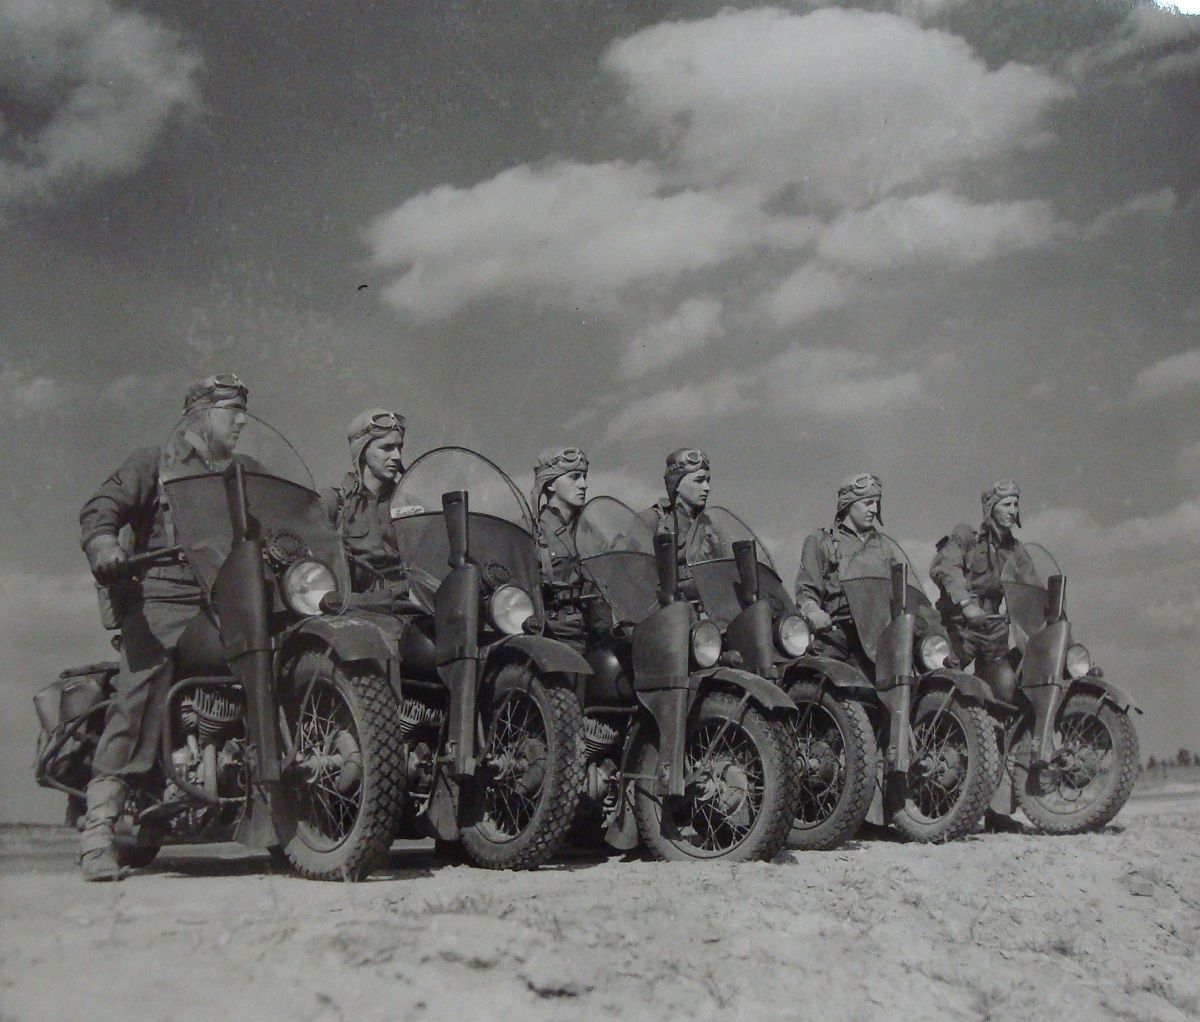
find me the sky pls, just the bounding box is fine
[1,0,1198,821]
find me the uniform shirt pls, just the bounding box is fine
[537,505,583,591]
[794,525,904,625]
[639,498,725,597]
[322,472,403,592]
[929,520,1037,615]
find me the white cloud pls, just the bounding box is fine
[365,161,810,323]
[817,192,1063,270]
[604,342,921,441]
[1083,187,1177,239]
[759,262,855,328]
[605,7,1072,206]
[1065,4,1200,80]
[1128,348,1200,402]
[0,0,201,207]
[619,298,724,380]
[0,363,68,416]
[760,344,923,416]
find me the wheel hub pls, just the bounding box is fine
[687,759,751,827]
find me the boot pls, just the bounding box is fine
[79,776,125,882]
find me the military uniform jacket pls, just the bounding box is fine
[322,473,404,592]
[638,498,725,580]
[929,520,1037,615]
[794,525,903,624]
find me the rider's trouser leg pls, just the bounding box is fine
[81,594,198,877]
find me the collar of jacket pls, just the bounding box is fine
[979,518,1015,547]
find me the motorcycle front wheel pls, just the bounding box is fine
[890,692,997,843]
[278,651,406,881]
[459,664,584,870]
[633,692,798,862]
[1015,694,1139,834]
[784,680,876,851]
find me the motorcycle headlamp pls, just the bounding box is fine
[690,620,722,668]
[1065,643,1092,680]
[488,584,535,636]
[281,560,338,617]
[775,614,810,657]
[918,633,952,671]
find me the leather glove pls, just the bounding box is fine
[85,535,129,586]
[800,601,833,633]
[961,602,986,624]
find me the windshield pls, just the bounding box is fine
[576,496,660,625]
[839,532,933,662]
[390,447,540,597]
[688,506,793,629]
[160,413,350,599]
[1003,543,1064,636]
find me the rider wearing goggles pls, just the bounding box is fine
[929,478,1038,702]
[532,446,593,650]
[795,471,893,652]
[323,408,409,593]
[77,373,251,881]
[641,447,723,602]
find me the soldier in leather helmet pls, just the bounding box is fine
[639,448,725,602]
[794,472,903,664]
[321,408,408,593]
[529,446,594,650]
[929,479,1038,703]
[76,373,249,881]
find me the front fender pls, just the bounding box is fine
[287,614,399,664]
[487,634,593,678]
[922,667,993,706]
[695,666,795,715]
[783,654,874,695]
[1072,676,1141,715]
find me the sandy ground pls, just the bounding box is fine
[2,792,1199,1022]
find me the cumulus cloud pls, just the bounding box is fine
[1128,348,1200,402]
[366,161,811,323]
[0,0,201,208]
[604,342,920,441]
[0,362,68,416]
[1084,187,1177,239]
[817,192,1063,270]
[1065,4,1200,81]
[605,7,1072,206]
[759,262,855,328]
[619,298,724,380]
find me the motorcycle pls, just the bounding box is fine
[34,414,407,879]
[833,535,998,841]
[687,508,878,851]
[987,544,1141,832]
[569,495,799,862]
[385,447,591,869]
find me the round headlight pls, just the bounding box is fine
[1065,643,1092,680]
[919,634,952,671]
[489,584,535,636]
[691,620,721,668]
[776,614,810,657]
[281,560,338,617]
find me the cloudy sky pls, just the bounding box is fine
[2,0,1198,820]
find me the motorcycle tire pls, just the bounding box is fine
[633,691,798,862]
[784,680,877,851]
[459,665,584,870]
[278,651,406,881]
[1015,694,1139,834]
[890,692,998,843]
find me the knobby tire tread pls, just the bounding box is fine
[461,674,584,870]
[1018,697,1139,835]
[891,697,998,844]
[785,680,876,851]
[284,654,407,881]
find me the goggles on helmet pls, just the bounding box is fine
[542,447,587,471]
[184,372,249,411]
[349,411,407,443]
[841,473,882,500]
[668,448,709,470]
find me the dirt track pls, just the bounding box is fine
[2,793,1199,1022]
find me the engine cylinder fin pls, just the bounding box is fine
[397,696,443,737]
[582,715,620,759]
